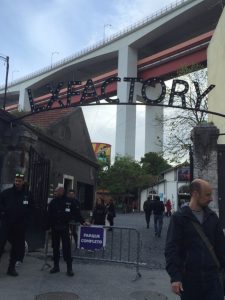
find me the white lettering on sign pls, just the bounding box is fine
[80,239,102,244]
[83,233,100,238]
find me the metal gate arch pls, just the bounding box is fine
[28,146,50,211]
[27,146,50,250]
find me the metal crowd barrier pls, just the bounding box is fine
[42,225,142,280]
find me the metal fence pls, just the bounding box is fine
[42,225,142,280]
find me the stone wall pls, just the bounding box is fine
[191,123,219,211]
[0,124,37,189]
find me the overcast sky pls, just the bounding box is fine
[0,0,176,161]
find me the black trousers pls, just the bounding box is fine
[0,223,25,266]
[51,227,72,264]
[145,212,151,226]
[107,215,114,227]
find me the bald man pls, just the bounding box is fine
[165,179,225,300]
[47,187,76,276]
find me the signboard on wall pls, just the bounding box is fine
[177,167,190,182]
[92,142,111,165]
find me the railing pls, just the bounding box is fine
[1,0,189,89]
[42,225,142,281]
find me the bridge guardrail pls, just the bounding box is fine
[2,0,188,89]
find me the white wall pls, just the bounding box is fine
[140,168,185,212]
[208,8,225,142]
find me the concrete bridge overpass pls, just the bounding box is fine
[0,0,224,158]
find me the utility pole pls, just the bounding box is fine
[51,51,59,69]
[0,54,9,110]
[103,24,112,40]
[11,70,19,82]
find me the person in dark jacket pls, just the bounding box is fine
[91,197,106,225]
[143,196,154,228]
[0,173,33,276]
[47,186,84,276]
[106,198,116,230]
[165,179,225,300]
[153,195,164,237]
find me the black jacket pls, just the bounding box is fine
[165,206,225,283]
[0,185,32,226]
[73,197,84,224]
[47,196,84,230]
[91,204,107,225]
[106,203,116,219]
[153,200,164,215]
[143,200,154,214]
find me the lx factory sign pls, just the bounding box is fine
[27,76,215,114]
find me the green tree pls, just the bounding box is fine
[140,152,171,176]
[99,156,153,195]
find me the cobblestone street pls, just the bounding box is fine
[114,212,170,269]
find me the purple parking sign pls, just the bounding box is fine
[78,226,106,251]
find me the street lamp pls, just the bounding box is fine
[51,51,59,68]
[0,54,9,110]
[11,70,19,82]
[103,24,112,40]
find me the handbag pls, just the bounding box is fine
[191,220,225,294]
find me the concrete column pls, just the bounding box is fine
[191,124,219,211]
[115,46,137,158]
[18,86,30,111]
[145,106,163,153]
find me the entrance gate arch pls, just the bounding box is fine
[9,73,225,226]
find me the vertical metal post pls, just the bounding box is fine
[0,55,9,110]
[3,56,9,110]
[189,144,193,182]
[134,229,141,280]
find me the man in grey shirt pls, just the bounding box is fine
[165,179,225,300]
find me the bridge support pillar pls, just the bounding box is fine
[145,106,163,154]
[18,87,30,111]
[115,46,137,158]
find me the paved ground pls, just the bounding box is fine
[0,212,177,300]
[115,212,170,269]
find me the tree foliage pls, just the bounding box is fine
[161,65,208,163]
[98,155,155,195]
[98,153,171,196]
[140,152,171,175]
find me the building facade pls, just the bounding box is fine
[140,165,190,212]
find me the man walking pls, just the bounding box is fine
[153,195,164,237]
[143,196,153,228]
[0,173,32,276]
[165,179,225,300]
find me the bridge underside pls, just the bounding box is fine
[1,0,224,159]
[5,31,211,110]
[2,0,224,106]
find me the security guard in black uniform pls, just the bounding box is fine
[47,186,84,276]
[0,173,32,276]
[67,189,84,248]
